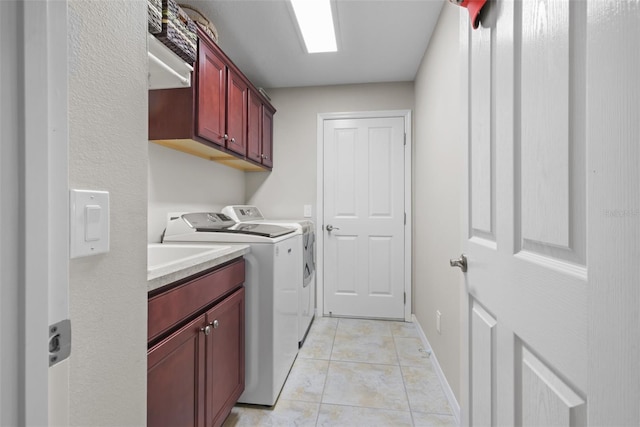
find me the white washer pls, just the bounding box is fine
[162,212,300,406]
[222,205,316,345]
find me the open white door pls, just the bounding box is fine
[322,114,408,320]
[462,0,589,422]
[459,1,640,425]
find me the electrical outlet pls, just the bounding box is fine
[436,310,442,334]
[303,204,312,218]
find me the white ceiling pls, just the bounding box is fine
[182,0,445,89]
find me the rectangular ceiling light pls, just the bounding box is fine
[290,0,337,53]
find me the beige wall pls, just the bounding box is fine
[67,0,148,425]
[246,82,414,221]
[148,143,246,242]
[413,3,463,401]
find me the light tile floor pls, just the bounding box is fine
[223,317,456,427]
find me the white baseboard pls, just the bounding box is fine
[412,314,461,426]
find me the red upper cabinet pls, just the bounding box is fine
[261,105,274,169]
[226,69,248,156]
[149,29,276,171]
[247,90,263,164]
[196,37,226,146]
[247,89,274,168]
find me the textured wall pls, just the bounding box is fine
[67,0,148,425]
[413,3,463,401]
[246,82,414,220]
[148,143,246,242]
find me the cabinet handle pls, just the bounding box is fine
[230,137,235,143]
[200,325,211,336]
[261,154,269,160]
[213,320,219,329]
[223,134,229,141]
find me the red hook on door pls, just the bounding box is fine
[449,0,488,30]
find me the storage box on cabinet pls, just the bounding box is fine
[149,27,275,171]
[155,0,197,63]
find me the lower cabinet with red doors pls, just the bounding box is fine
[147,258,245,427]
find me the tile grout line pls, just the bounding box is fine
[392,323,418,427]
[314,318,339,426]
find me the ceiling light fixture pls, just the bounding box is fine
[290,0,337,53]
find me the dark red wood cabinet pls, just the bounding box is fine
[149,28,275,171]
[206,288,245,427]
[196,38,227,146]
[148,315,206,427]
[247,89,262,164]
[261,104,274,169]
[225,69,248,156]
[247,90,275,168]
[148,259,245,427]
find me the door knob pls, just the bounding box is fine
[449,254,468,272]
[326,224,340,232]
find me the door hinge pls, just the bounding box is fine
[404,212,406,225]
[404,292,406,305]
[404,133,407,146]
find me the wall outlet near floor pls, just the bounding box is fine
[436,310,442,334]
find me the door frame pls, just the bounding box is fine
[316,110,412,322]
[0,0,69,424]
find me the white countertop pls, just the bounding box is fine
[147,243,249,292]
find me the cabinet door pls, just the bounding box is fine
[246,90,263,163]
[226,69,248,156]
[148,315,206,427]
[261,106,274,168]
[205,287,245,427]
[197,39,226,146]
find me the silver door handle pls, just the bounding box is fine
[326,224,340,232]
[449,254,468,272]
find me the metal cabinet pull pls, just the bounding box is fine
[213,320,219,329]
[200,325,211,336]
[449,254,468,272]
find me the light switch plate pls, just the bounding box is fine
[70,189,109,258]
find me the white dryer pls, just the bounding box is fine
[162,212,300,406]
[222,205,316,345]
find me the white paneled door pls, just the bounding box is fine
[461,0,640,426]
[323,117,406,319]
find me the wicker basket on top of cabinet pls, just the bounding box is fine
[155,0,197,63]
